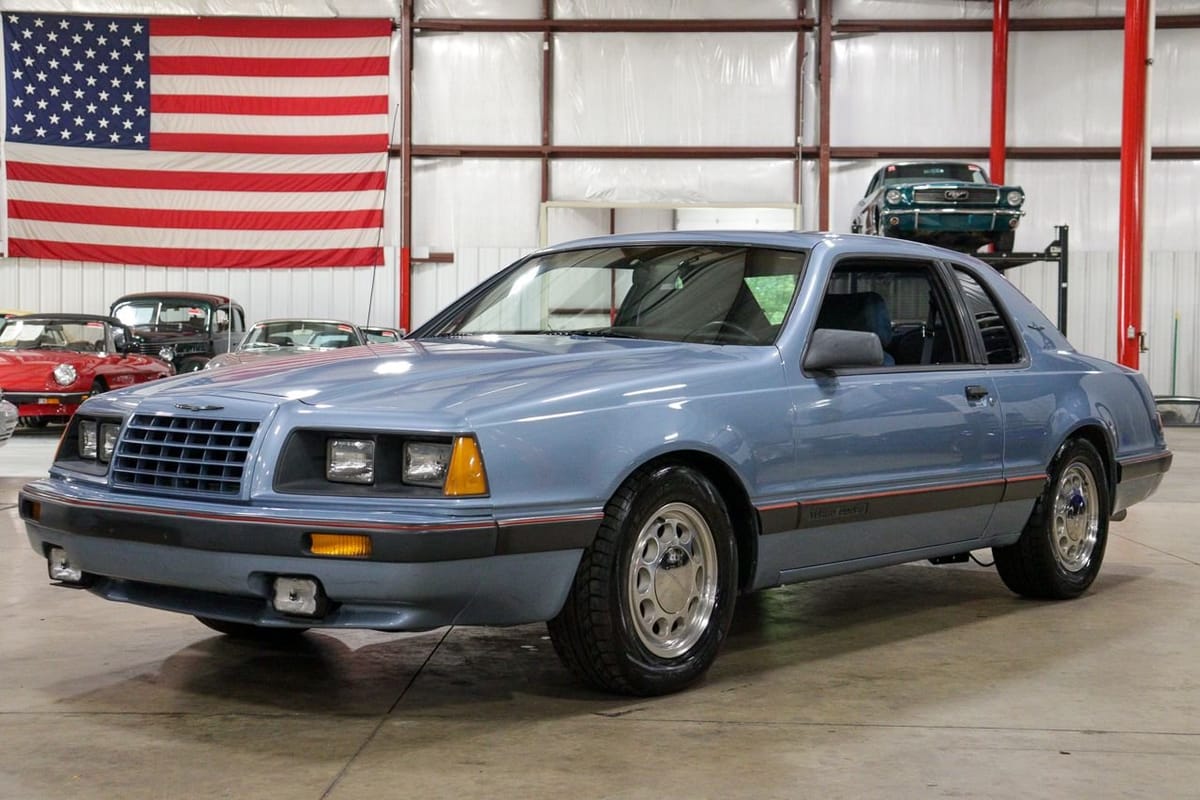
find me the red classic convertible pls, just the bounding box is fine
[0,314,173,426]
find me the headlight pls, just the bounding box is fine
[327,438,375,484]
[403,442,452,487]
[1006,190,1024,207]
[99,422,120,462]
[885,188,902,205]
[79,420,98,459]
[159,345,175,362]
[53,363,77,386]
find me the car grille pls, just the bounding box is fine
[913,187,999,204]
[112,414,259,497]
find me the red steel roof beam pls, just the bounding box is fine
[989,0,1009,185]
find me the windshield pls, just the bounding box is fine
[113,299,211,331]
[422,245,807,346]
[0,319,111,352]
[884,163,988,185]
[240,320,362,350]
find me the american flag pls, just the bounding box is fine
[3,13,390,268]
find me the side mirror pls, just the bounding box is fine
[803,328,885,372]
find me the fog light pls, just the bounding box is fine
[308,533,372,558]
[47,547,85,584]
[888,216,900,226]
[272,576,324,617]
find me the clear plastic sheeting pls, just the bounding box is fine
[1010,31,1122,147]
[1152,30,1200,147]
[554,33,797,147]
[831,33,989,148]
[834,0,1199,20]
[416,0,540,18]
[0,0,397,15]
[550,159,796,205]
[411,158,542,251]
[555,0,799,19]
[412,33,542,145]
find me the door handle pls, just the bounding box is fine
[965,384,989,402]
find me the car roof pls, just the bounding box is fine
[111,292,240,307]
[3,313,123,325]
[249,318,361,327]
[536,229,981,263]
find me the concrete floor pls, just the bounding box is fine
[1,425,1197,800]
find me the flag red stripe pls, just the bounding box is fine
[151,55,390,78]
[150,133,389,154]
[150,18,393,39]
[10,201,383,231]
[6,161,385,192]
[9,239,384,269]
[151,94,388,116]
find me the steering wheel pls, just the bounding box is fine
[683,320,757,344]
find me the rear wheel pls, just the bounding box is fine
[547,463,738,696]
[195,616,309,641]
[994,439,1109,599]
[994,230,1016,253]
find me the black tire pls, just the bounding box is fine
[90,378,108,395]
[994,230,1016,253]
[547,463,738,696]
[195,616,309,641]
[994,439,1109,599]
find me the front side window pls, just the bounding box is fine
[425,245,807,346]
[814,260,967,367]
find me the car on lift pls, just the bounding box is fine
[0,314,173,427]
[110,292,246,373]
[851,161,1025,253]
[21,232,1170,696]
[206,319,368,369]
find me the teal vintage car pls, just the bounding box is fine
[851,161,1025,253]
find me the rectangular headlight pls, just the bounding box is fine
[78,420,98,460]
[327,438,375,484]
[403,441,452,487]
[99,422,120,462]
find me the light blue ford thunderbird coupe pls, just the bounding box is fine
[21,231,1171,695]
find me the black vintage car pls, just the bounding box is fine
[110,292,246,373]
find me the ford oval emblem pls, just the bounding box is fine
[175,402,224,411]
[945,189,969,200]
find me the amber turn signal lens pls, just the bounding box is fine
[443,436,489,497]
[307,533,372,558]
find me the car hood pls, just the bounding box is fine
[111,337,781,426]
[0,349,92,388]
[209,348,333,368]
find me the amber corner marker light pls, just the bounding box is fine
[443,436,489,496]
[308,533,372,558]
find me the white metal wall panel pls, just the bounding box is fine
[553,33,797,147]
[0,257,399,329]
[831,33,990,148]
[1010,31,1122,147]
[411,158,542,252]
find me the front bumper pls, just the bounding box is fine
[5,391,89,418]
[20,480,596,630]
[881,207,1022,235]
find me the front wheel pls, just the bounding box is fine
[177,357,209,373]
[547,463,738,696]
[993,438,1109,599]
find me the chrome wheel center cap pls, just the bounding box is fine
[654,546,692,613]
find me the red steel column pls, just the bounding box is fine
[989,0,1009,184]
[1117,0,1151,369]
[399,0,413,332]
[817,0,832,230]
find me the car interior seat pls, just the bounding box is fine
[814,291,895,365]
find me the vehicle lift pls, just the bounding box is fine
[973,225,1070,335]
